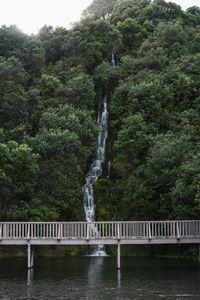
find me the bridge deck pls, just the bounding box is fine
[0,220,200,244]
[1,221,200,268]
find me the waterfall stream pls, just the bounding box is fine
[82,95,108,224]
[82,96,108,256]
[82,50,117,256]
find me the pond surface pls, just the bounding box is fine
[0,256,200,299]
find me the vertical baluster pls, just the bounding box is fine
[19,223,21,239]
[69,223,71,238]
[98,223,101,238]
[181,222,183,237]
[63,223,65,238]
[117,223,120,240]
[66,223,68,238]
[31,223,32,238]
[15,223,17,238]
[23,223,25,239]
[9,224,11,238]
[188,222,190,236]
[160,222,162,237]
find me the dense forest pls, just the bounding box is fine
[0,0,200,226]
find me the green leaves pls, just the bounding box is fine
[0,141,39,220]
[84,0,118,19]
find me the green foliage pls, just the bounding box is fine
[0,142,39,220]
[0,0,200,232]
[83,0,118,19]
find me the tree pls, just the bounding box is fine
[83,0,118,19]
[0,57,28,130]
[0,141,39,220]
[26,104,98,220]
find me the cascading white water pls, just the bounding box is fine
[82,50,117,256]
[83,95,108,224]
[82,96,108,255]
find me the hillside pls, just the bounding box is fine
[0,0,200,224]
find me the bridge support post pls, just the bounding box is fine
[199,244,200,262]
[27,244,34,269]
[117,243,121,269]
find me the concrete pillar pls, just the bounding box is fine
[31,246,34,268]
[199,244,200,262]
[117,269,121,288]
[27,244,34,269]
[27,268,34,286]
[117,243,121,269]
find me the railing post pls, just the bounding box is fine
[4,224,7,239]
[176,223,180,240]
[58,223,61,240]
[87,222,90,241]
[27,223,30,240]
[0,224,2,240]
[148,223,152,240]
[117,223,120,240]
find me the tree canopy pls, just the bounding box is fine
[0,0,200,228]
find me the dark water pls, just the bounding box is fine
[0,256,200,300]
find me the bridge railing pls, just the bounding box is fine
[0,221,200,240]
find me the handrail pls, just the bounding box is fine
[0,221,199,240]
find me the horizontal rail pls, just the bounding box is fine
[0,221,200,241]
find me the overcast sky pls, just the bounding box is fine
[0,0,199,35]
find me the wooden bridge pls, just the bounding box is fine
[0,220,200,269]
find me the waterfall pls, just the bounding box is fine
[82,50,117,256]
[83,95,108,224]
[82,95,108,256]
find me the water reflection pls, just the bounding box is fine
[0,257,200,299]
[87,257,104,287]
[117,269,121,288]
[27,268,34,286]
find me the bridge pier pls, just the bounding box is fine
[27,244,34,269]
[199,244,200,262]
[117,243,121,269]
